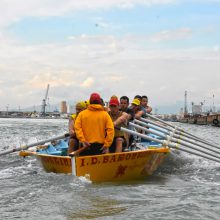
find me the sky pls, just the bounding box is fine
[0,0,220,114]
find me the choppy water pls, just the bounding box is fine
[0,118,219,220]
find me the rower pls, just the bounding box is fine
[141,95,152,114]
[74,93,114,156]
[108,96,129,153]
[68,101,87,155]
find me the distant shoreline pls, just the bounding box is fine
[0,116,68,119]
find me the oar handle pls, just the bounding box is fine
[69,144,90,156]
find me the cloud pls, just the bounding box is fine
[150,28,192,42]
[213,45,220,52]
[109,75,124,82]
[80,77,94,88]
[0,32,220,108]
[0,0,177,28]
[25,70,77,89]
[0,0,220,112]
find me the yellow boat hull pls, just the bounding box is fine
[33,147,169,182]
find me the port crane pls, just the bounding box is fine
[41,84,50,116]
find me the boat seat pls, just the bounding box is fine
[37,144,62,155]
[55,139,68,150]
[54,139,68,155]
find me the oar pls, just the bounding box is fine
[143,113,218,146]
[19,151,36,157]
[120,127,220,163]
[141,115,220,150]
[141,116,220,151]
[69,145,90,157]
[129,122,220,161]
[134,119,220,155]
[0,133,70,156]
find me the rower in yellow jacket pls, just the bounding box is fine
[74,93,114,156]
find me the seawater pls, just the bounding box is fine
[0,118,219,220]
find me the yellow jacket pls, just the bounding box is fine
[75,104,114,148]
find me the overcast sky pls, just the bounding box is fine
[0,0,220,113]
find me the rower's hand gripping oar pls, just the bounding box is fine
[0,133,70,156]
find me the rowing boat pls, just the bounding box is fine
[19,137,170,182]
[2,114,219,182]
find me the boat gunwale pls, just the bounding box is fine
[26,146,170,159]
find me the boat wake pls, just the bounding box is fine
[157,150,219,176]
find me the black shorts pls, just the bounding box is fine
[79,143,103,156]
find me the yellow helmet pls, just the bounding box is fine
[76,101,87,110]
